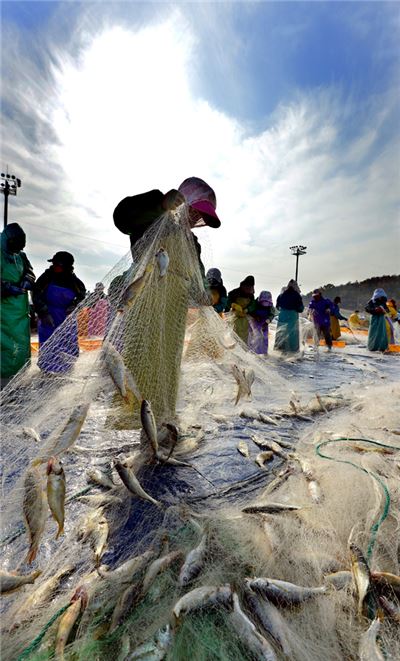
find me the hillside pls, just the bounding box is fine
[303,275,400,310]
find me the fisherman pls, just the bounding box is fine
[87,282,110,338]
[248,290,275,355]
[112,177,222,423]
[274,280,304,353]
[206,268,227,316]
[113,177,221,278]
[365,288,389,352]
[225,276,256,344]
[308,289,334,350]
[32,251,86,373]
[0,223,35,387]
[330,296,348,340]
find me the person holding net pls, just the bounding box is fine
[112,177,221,425]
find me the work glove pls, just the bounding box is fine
[20,272,36,291]
[231,303,246,317]
[375,307,385,315]
[1,281,26,297]
[39,312,55,327]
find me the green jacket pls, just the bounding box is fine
[1,230,33,378]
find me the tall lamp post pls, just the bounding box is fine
[1,171,22,229]
[289,245,307,282]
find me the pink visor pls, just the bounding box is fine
[190,200,221,228]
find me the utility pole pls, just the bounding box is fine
[289,245,307,282]
[1,170,22,228]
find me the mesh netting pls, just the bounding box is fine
[1,205,399,661]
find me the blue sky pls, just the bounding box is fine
[1,1,399,298]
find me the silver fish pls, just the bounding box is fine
[141,399,158,456]
[243,584,292,655]
[103,342,128,399]
[229,592,277,661]
[10,565,74,626]
[101,550,155,585]
[359,618,384,661]
[55,585,88,660]
[77,493,122,508]
[308,479,323,504]
[141,550,183,594]
[242,502,301,514]
[349,543,371,616]
[178,533,207,587]
[247,577,327,606]
[117,264,153,311]
[0,569,41,595]
[46,403,90,458]
[232,364,251,405]
[258,413,280,427]
[155,247,169,277]
[237,440,250,458]
[86,467,115,490]
[173,584,232,621]
[47,456,66,539]
[263,466,295,496]
[110,580,142,632]
[250,434,286,458]
[128,624,173,660]
[255,451,274,468]
[114,458,161,507]
[23,463,47,564]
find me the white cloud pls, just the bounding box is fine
[2,10,399,302]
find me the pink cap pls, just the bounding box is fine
[178,177,221,228]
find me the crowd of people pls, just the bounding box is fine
[1,176,399,388]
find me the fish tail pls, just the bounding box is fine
[26,545,37,564]
[56,523,64,539]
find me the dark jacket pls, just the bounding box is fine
[365,298,388,315]
[250,302,275,324]
[113,188,205,277]
[33,267,86,316]
[276,288,304,313]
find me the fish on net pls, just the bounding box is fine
[0,206,399,660]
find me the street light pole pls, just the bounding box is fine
[289,245,307,282]
[1,171,22,228]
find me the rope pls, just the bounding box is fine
[16,603,70,660]
[0,486,93,548]
[315,437,399,561]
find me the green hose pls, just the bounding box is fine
[315,437,399,561]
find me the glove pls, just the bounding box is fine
[1,281,26,297]
[231,303,246,317]
[20,272,36,291]
[375,307,385,315]
[162,189,185,211]
[39,312,55,327]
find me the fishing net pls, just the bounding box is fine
[1,204,400,661]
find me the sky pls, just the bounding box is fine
[1,1,399,300]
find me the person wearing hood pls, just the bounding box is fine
[32,251,86,373]
[308,289,334,350]
[330,296,348,340]
[206,268,227,315]
[273,280,304,353]
[248,290,276,354]
[225,276,256,344]
[112,177,222,423]
[113,176,221,279]
[1,223,35,387]
[365,288,390,351]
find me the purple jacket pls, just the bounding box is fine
[309,297,333,327]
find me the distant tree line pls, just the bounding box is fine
[303,275,400,310]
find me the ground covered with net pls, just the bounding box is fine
[1,208,399,660]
